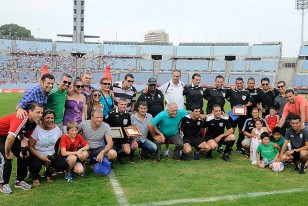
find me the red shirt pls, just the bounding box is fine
[0,113,36,139]
[265,114,279,130]
[59,134,88,155]
[282,95,308,122]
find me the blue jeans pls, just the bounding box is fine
[138,139,157,157]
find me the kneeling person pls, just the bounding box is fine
[181,105,210,160]
[60,121,89,182]
[204,104,236,162]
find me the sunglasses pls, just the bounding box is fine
[277,85,284,88]
[149,84,156,86]
[127,80,134,83]
[63,80,72,85]
[101,83,111,85]
[75,85,84,89]
[262,84,269,86]
[93,94,101,97]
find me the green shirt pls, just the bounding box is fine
[256,142,278,162]
[46,84,67,124]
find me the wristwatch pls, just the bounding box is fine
[101,150,105,154]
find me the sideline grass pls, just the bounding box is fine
[1,93,308,206]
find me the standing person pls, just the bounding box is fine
[181,105,210,160]
[149,103,188,160]
[130,102,157,161]
[59,121,89,183]
[0,102,43,195]
[246,77,261,118]
[16,73,55,118]
[203,75,227,114]
[78,109,117,163]
[28,110,68,185]
[274,81,287,118]
[63,78,87,132]
[158,70,185,109]
[279,115,308,174]
[46,73,73,133]
[204,104,236,162]
[225,77,252,153]
[106,98,136,163]
[99,77,114,120]
[87,90,103,120]
[255,77,279,118]
[112,73,137,112]
[135,78,164,118]
[81,72,95,102]
[183,73,204,113]
[278,89,308,130]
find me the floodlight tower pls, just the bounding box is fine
[295,0,308,47]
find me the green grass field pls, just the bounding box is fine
[1,93,308,206]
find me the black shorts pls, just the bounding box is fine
[205,136,227,145]
[229,115,247,130]
[183,137,203,150]
[114,137,130,149]
[291,151,301,161]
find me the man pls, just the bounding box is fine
[16,73,55,118]
[278,89,308,130]
[149,103,188,160]
[0,102,43,194]
[112,73,137,112]
[181,105,210,160]
[78,109,117,164]
[279,115,308,174]
[203,75,227,114]
[158,70,185,109]
[241,108,268,153]
[130,101,157,161]
[81,72,95,102]
[46,73,73,133]
[204,104,235,162]
[135,78,164,118]
[225,77,252,152]
[274,80,287,118]
[246,77,261,118]
[183,73,204,113]
[255,77,279,118]
[106,97,136,163]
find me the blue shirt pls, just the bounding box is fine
[100,94,113,118]
[151,109,188,136]
[17,85,49,109]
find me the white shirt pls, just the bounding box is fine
[158,80,185,109]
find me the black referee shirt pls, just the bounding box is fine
[225,88,251,108]
[181,115,204,140]
[242,117,267,133]
[204,114,231,139]
[135,89,164,117]
[255,89,280,114]
[183,84,204,113]
[106,108,131,138]
[203,87,226,114]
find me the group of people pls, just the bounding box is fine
[1,69,308,196]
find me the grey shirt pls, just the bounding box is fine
[130,113,153,142]
[78,120,112,149]
[285,127,308,149]
[274,95,287,117]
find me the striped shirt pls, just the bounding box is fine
[112,81,136,112]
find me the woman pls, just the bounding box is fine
[28,110,68,185]
[99,77,114,120]
[60,120,89,183]
[87,90,104,120]
[63,78,86,132]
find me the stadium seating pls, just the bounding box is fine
[200,74,222,85]
[103,44,137,56]
[159,60,172,71]
[299,46,308,56]
[139,59,153,71]
[16,40,52,52]
[247,60,277,72]
[293,75,308,87]
[56,42,100,53]
[231,60,246,72]
[211,60,226,72]
[111,59,137,70]
[251,45,281,57]
[175,60,208,72]
[300,60,308,72]
[140,45,173,55]
[214,46,248,56]
[176,46,211,56]
[0,39,12,51]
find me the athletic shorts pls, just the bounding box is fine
[183,137,203,150]
[229,115,247,130]
[291,151,300,161]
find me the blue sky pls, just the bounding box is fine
[1,0,307,56]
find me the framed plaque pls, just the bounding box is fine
[110,127,124,138]
[124,127,141,137]
[233,106,246,116]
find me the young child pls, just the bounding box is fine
[270,126,286,152]
[265,106,280,132]
[256,132,279,169]
[59,120,89,182]
[250,119,269,164]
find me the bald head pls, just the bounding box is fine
[167,103,178,118]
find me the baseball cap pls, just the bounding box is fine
[148,78,157,84]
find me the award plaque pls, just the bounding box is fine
[110,127,124,138]
[233,106,247,116]
[124,127,141,137]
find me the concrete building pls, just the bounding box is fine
[144,29,169,43]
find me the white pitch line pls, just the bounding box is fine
[131,188,308,206]
[108,171,130,206]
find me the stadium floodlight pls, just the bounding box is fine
[295,0,308,46]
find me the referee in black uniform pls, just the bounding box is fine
[183,73,204,113]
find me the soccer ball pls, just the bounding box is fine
[272,162,284,172]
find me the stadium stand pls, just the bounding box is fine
[293,74,308,87]
[16,40,52,53]
[300,60,308,72]
[56,42,100,53]
[231,60,246,72]
[299,46,308,56]
[139,59,153,71]
[0,39,12,51]
[176,46,211,56]
[175,60,208,72]
[211,60,226,72]
[200,73,223,85]
[103,44,138,56]
[140,45,173,56]
[159,60,172,71]
[251,44,281,57]
[214,46,248,56]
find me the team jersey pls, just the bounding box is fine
[204,114,231,140]
[181,114,204,140]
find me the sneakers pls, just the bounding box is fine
[251,160,257,165]
[0,184,12,195]
[14,181,32,190]
[138,151,146,161]
[193,151,200,160]
[164,149,169,157]
[237,148,249,156]
[79,170,86,177]
[222,154,231,162]
[217,147,223,154]
[299,167,306,174]
[180,153,187,161]
[65,173,74,183]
